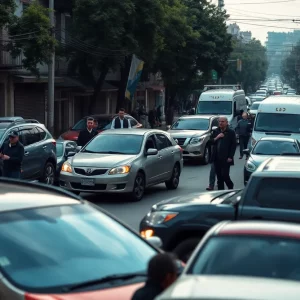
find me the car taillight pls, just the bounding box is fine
[52,140,56,146]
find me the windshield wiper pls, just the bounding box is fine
[63,272,147,292]
[101,151,127,154]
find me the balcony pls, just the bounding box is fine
[0,50,23,69]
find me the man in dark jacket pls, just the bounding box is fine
[111,108,132,129]
[77,117,98,147]
[236,112,251,159]
[0,130,24,179]
[132,253,178,300]
[210,116,237,190]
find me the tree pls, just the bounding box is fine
[223,39,268,93]
[281,42,300,90]
[0,0,16,28]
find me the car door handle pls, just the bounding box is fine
[43,146,47,149]
[158,155,163,159]
[24,152,30,156]
[171,150,175,154]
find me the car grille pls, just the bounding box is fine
[175,138,186,146]
[74,168,109,176]
[71,183,107,190]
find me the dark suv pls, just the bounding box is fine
[0,117,57,184]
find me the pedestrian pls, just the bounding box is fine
[131,253,178,300]
[206,163,216,191]
[0,130,24,179]
[77,117,98,147]
[210,116,236,190]
[236,112,252,159]
[156,105,162,127]
[111,108,132,129]
[148,107,156,129]
[237,110,244,122]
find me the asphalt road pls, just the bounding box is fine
[83,148,245,231]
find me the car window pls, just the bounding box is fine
[71,119,86,131]
[211,118,219,128]
[0,204,157,293]
[171,118,209,130]
[129,118,138,127]
[155,134,172,150]
[252,140,298,155]
[18,129,29,146]
[255,178,300,210]
[36,127,47,140]
[145,135,157,152]
[56,143,64,157]
[25,127,40,145]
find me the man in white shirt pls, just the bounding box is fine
[111,108,132,129]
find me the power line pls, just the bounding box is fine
[226,0,295,4]
[228,18,297,22]
[227,7,300,18]
[235,21,300,30]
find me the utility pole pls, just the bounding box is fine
[47,0,55,134]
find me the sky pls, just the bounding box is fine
[210,0,300,44]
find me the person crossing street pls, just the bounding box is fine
[236,112,251,159]
[77,117,98,147]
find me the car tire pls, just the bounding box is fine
[201,145,210,165]
[165,164,180,190]
[173,238,201,263]
[131,172,145,201]
[40,162,55,185]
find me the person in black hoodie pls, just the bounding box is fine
[0,130,24,179]
[77,117,98,147]
[210,116,237,190]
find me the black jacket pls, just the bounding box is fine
[210,126,236,165]
[77,128,98,147]
[114,117,129,128]
[0,141,24,171]
[131,280,163,300]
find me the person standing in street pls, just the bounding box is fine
[206,163,216,191]
[131,253,178,300]
[111,108,132,129]
[236,112,251,159]
[148,106,156,129]
[77,117,98,147]
[210,116,236,190]
[0,131,24,179]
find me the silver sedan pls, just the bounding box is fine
[59,129,183,201]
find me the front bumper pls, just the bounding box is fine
[244,167,253,185]
[182,142,206,159]
[59,171,136,193]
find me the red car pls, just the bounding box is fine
[60,114,142,142]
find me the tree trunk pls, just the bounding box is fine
[116,56,132,113]
[88,64,109,114]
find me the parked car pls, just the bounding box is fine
[60,129,183,201]
[167,115,219,164]
[183,220,300,282]
[55,140,77,179]
[60,114,142,142]
[0,120,56,184]
[243,137,300,185]
[0,178,165,300]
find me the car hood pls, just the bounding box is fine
[168,130,208,138]
[250,154,274,166]
[249,109,257,115]
[152,190,233,211]
[70,153,136,167]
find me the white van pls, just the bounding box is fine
[251,96,300,147]
[197,88,247,128]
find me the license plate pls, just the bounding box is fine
[81,178,95,186]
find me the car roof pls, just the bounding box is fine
[0,179,82,213]
[157,275,300,300]
[179,115,217,120]
[216,221,300,238]
[259,136,296,143]
[0,117,23,121]
[101,128,167,135]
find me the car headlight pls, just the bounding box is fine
[108,165,131,175]
[145,211,178,225]
[251,137,257,146]
[245,160,256,172]
[190,137,204,144]
[61,162,72,173]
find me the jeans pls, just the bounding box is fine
[239,135,249,157]
[2,170,21,179]
[214,161,234,190]
[209,163,216,187]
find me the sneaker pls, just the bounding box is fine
[206,186,214,191]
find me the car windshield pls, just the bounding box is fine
[0,122,10,129]
[171,118,209,130]
[72,118,111,131]
[252,140,298,155]
[197,101,232,115]
[188,236,300,281]
[0,129,5,140]
[56,143,64,157]
[0,204,156,293]
[83,134,143,154]
[254,113,300,133]
[250,103,260,110]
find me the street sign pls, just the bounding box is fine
[211,70,218,80]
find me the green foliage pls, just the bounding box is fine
[7,0,57,76]
[223,39,268,93]
[0,0,16,28]
[281,42,300,90]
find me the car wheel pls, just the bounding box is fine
[201,145,210,165]
[173,238,201,263]
[40,162,55,185]
[131,172,145,201]
[165,164,180,190]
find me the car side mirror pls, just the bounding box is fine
[76,146,82,152]
[167,125,171,130]
[146,148,158,156]
[67,151,76,157]
[146,236,162,248]
[175,139,179,144]
[243,149,250,155]
[212,126,218,131]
